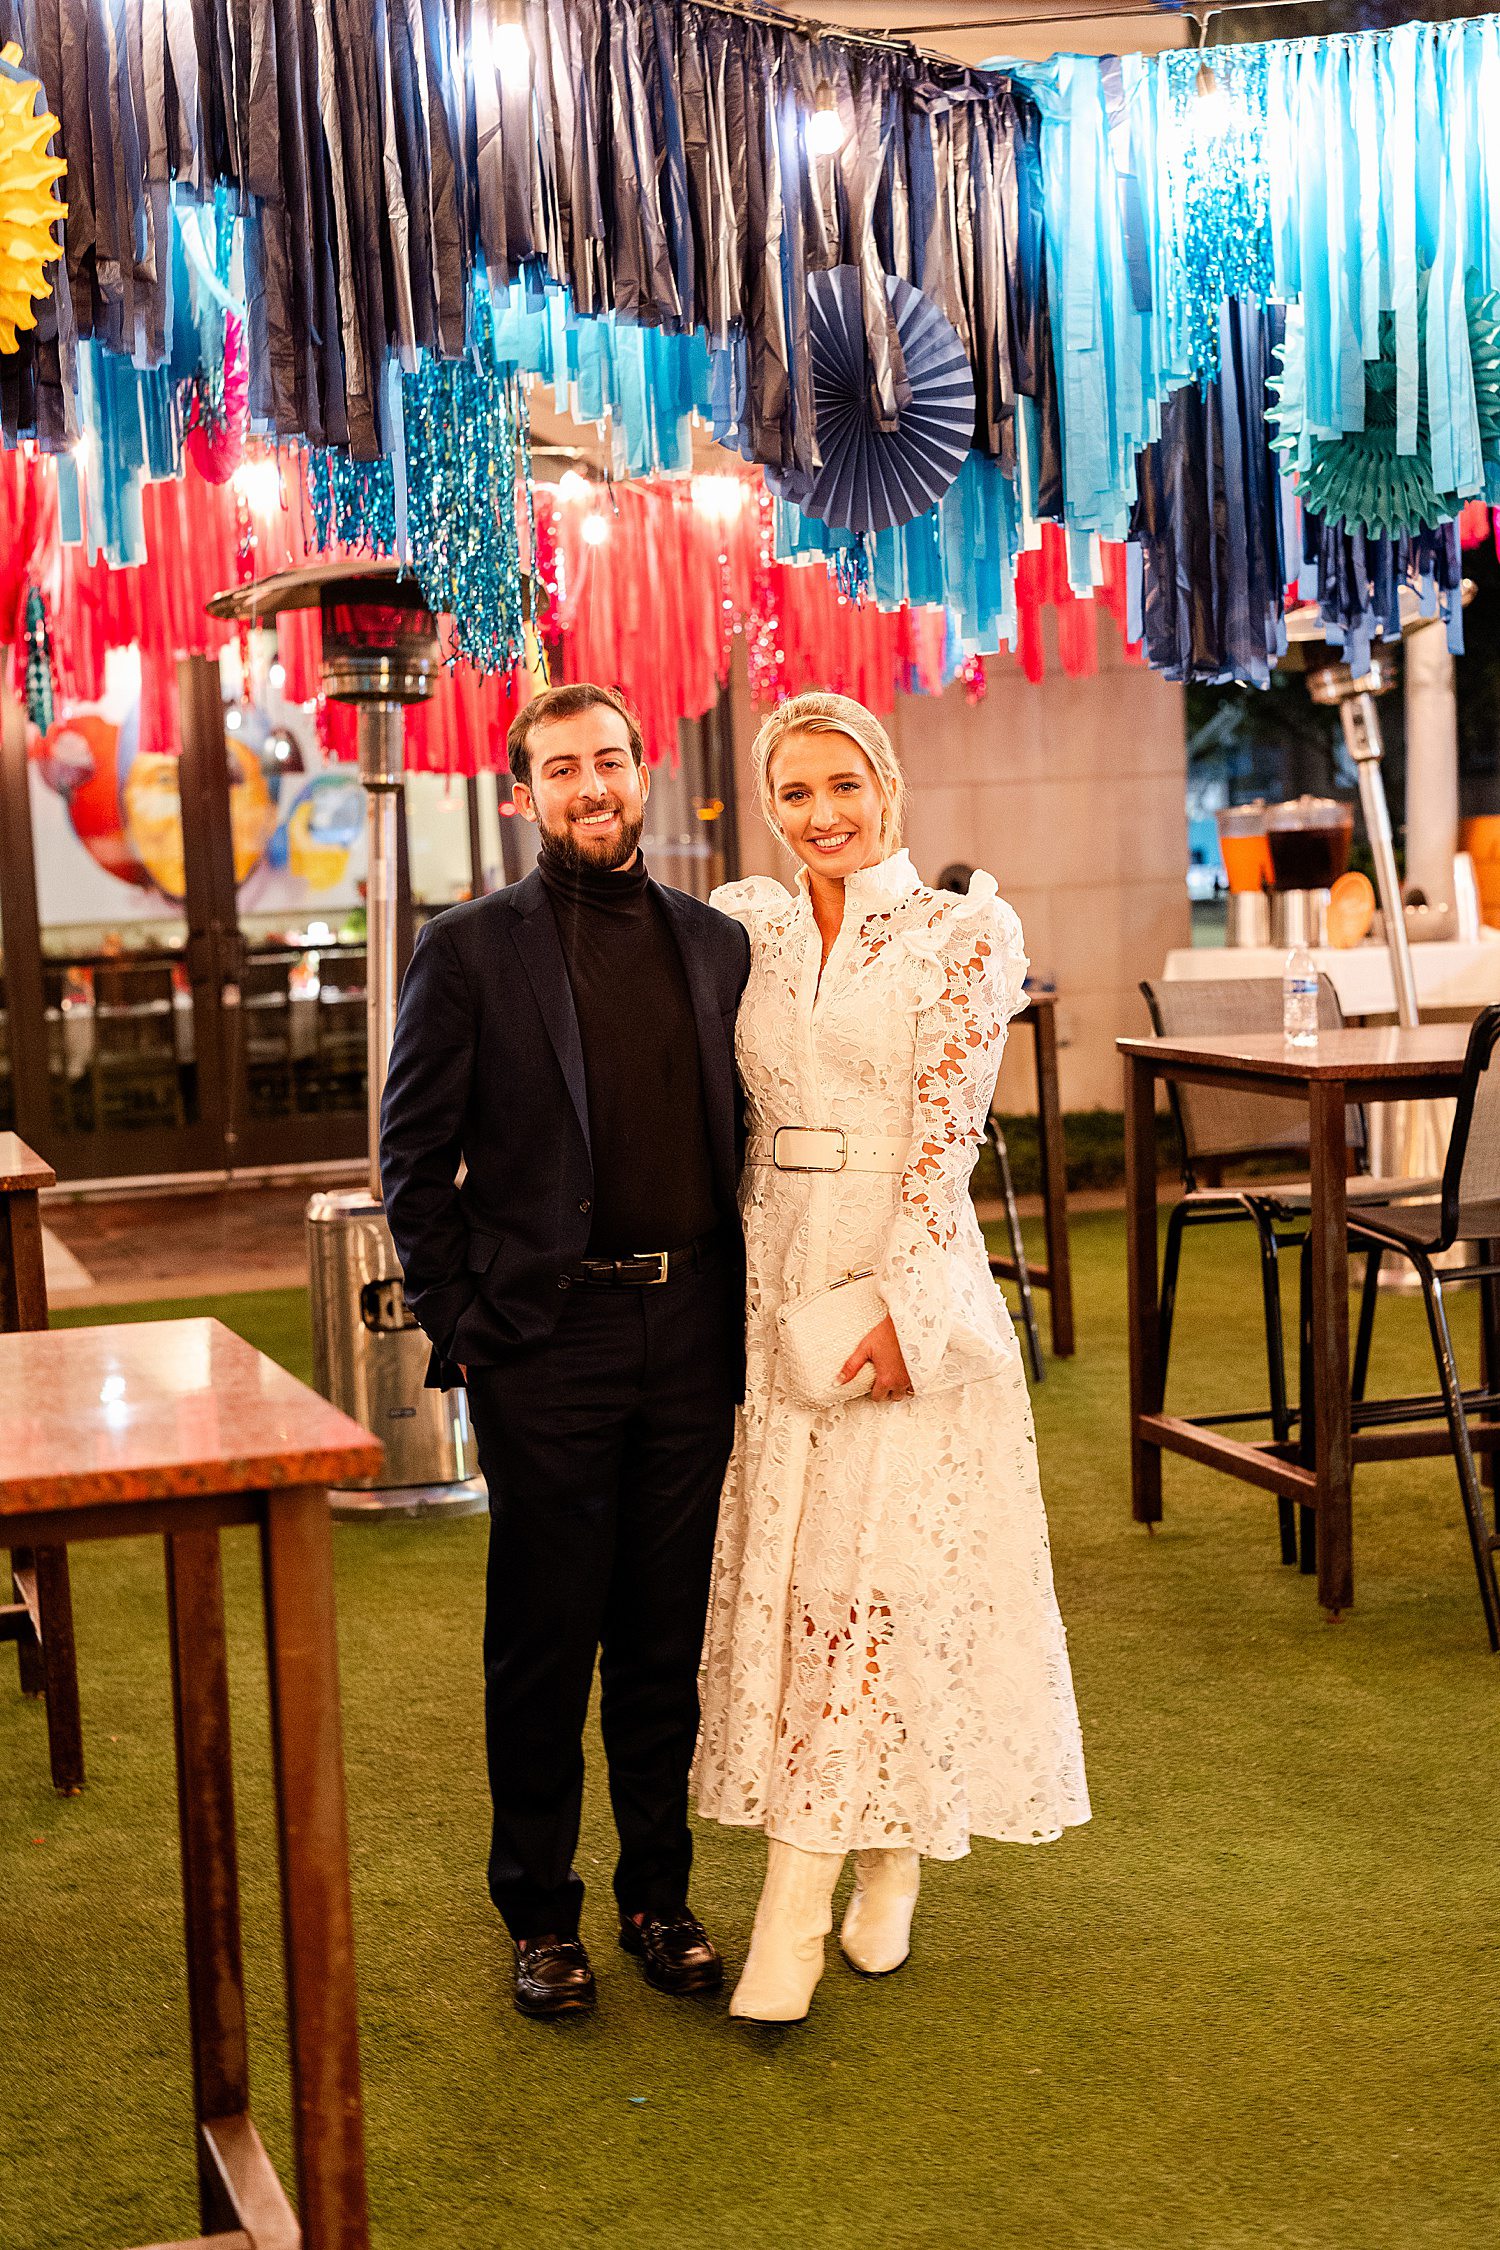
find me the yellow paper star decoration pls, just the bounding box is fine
[0,41,67,356]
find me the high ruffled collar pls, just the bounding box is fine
[794,847,922,913]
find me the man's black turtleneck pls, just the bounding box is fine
[537,845,719,1255]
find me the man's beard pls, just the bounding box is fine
[539,800,645,873]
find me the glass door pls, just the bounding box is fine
[0,648,223,1179]
[184,646,368,1174]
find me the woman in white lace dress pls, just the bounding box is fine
[695,692,1088,2023]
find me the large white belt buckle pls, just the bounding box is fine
[773,1126,847,1173]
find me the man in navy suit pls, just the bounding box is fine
[380,683,750,2020]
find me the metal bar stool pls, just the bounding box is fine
[1140,976,1436,1567]
[1336,1003,1500,1648]
[984,1112,1045,1382]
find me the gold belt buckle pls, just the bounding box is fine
[772,1127,848,1173]
[635,1251,670,1285]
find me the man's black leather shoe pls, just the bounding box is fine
[619,1907,725,1995]
[514,1937,597,2019]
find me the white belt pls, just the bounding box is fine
[749,1127,910,1175]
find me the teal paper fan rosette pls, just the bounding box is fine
[1268,282,1500,536]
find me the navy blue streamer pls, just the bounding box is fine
[0,0,1049,485]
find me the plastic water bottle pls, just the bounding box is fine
[1283,948,1319,1047]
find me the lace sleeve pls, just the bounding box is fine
[710,876,792,934]
[879,885,1028,1392]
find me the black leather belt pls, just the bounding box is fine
[563,1232,720,1289]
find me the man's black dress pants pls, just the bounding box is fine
[467,1244,738,1942]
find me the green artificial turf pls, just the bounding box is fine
[6,1220,1500,2249]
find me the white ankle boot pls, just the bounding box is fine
[728,1841,845,2023]
[840,1847,921,1975]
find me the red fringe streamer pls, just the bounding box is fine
[0,451,1140,776]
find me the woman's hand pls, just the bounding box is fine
[839,1315,913,1402]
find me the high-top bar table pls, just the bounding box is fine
[0,1316,382,2250]
[0,1132,84,1793]
[988,995,1076,1358]
[1119,1025,1471,1616]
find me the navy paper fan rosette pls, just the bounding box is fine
[768,266,977,537]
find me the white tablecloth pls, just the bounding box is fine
[1161,938,1500,1015]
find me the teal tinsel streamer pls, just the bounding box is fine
[831,543,872,603]
[402,360,526,673]
[305,448,399,556]
[23,586,54,732]
[303,294,527,673]
[1160,45,1273,385]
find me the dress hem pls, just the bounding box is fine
[693,1798,1092,1861]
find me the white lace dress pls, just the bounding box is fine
[694,850,1089,1860]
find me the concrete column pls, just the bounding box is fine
[1403,620,1460,908]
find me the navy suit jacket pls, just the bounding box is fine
[379,867,752,1392]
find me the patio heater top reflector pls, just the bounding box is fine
[205,559,439,706]
[320,581,437,706]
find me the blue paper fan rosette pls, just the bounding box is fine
[768,266,976,537]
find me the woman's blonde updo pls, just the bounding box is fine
[751,691,907,855]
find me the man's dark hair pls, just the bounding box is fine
[506,682,646,787]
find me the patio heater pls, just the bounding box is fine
[1281,584,1475,1181]
[207,562,485,1518]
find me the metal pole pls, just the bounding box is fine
[1403,617,1460,911]
[357,702,404,1200]
[1339,692,1420,1031]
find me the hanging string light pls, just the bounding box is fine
[806,80,848,157]
[487,0,532,90]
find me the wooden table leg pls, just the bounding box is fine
[1308,1081,1353,1614]
[33,1544,84,1793]
[0,1178,49,1330]
[10,1543,45,1694]
[1124,1050,1163,1525]
[2,1182,85,1792]
[164,1529,258,2236]
[1033,1004,1075,1357]
[261,1485,369,2250]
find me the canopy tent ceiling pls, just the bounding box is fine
[810,0,1190,62]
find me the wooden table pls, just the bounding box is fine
[989,995,1076,1358]
[1119,1025,1471,1616]
[0,1316,382,2250]
[0,1132,83,1794]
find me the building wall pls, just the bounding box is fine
[729,609,1189,1112]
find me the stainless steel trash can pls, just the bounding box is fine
[307,1189,487,1519]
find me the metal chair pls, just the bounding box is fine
[1340,1004,1500,1648]
[984,1113,1044,1382]
[241,954,299,1117]
[312,951,368,1112]
[1141,976,1435,1565]
[89,961,188,1131]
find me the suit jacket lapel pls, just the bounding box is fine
[506,873,591,1158]
[654,881,737,1208]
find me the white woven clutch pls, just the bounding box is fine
[776,1269,885,1407]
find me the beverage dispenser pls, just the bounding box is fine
[1265,796,1355,948]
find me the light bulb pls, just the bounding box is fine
[485,2,530,88]
[693,474,747,523]
[268,659,286,690]
[557,468,593,504]
[807,81,846,156]
[1193,59,1234,137]
[580,512,611,547]
[232,456,283,514]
